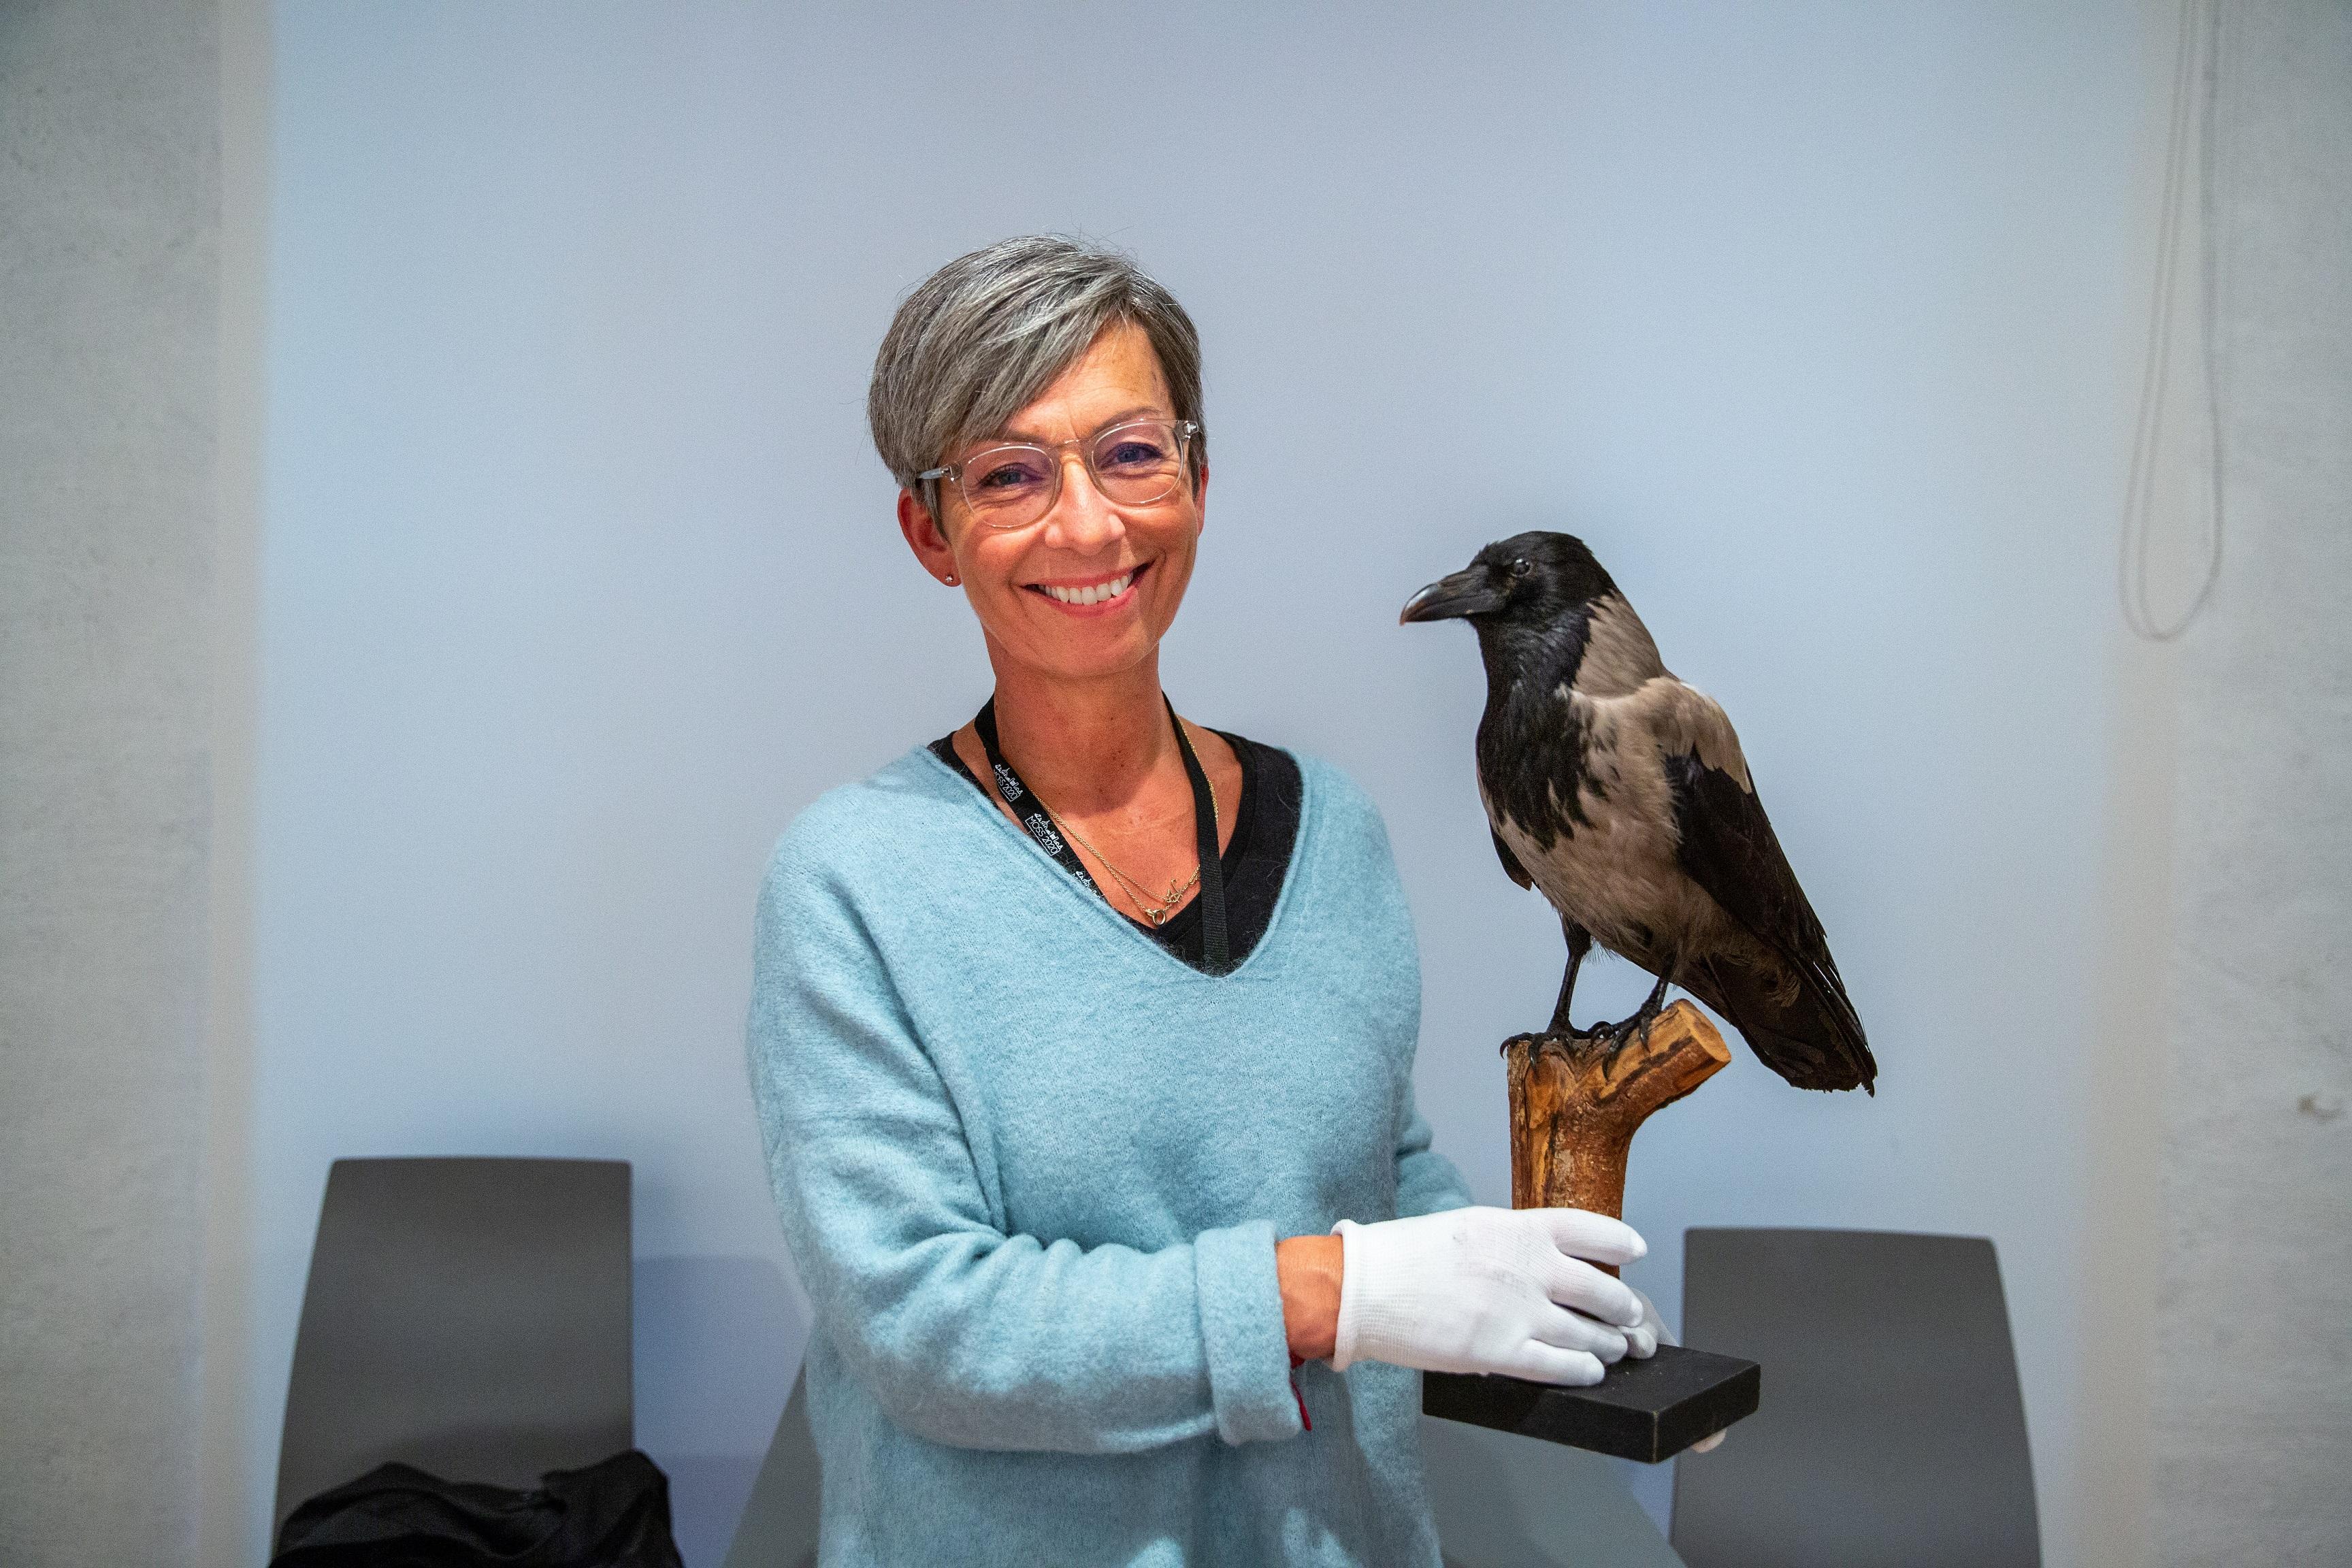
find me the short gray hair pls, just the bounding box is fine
[868,235,1205,513]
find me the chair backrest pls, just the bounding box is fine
[721,1365,820,1568]
[273,1156,634,1539]
[1669,1228,2039,1568]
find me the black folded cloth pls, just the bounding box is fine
[270,1449,684,1568]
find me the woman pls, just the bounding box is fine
[748,236,1659,1567]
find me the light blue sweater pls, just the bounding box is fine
[747,745,1473,1566]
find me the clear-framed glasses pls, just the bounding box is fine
[919,418,1200,532]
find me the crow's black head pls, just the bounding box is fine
[1399,532,1617,630]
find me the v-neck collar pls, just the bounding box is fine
[915,743,1310,985]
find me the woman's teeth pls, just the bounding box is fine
[1039,570,1134,607]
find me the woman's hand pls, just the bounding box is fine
[1276,1235,1345,1362]
[1623,1284,1727,1452]
[1624,1284,1665,1359]
[1326,1206,1648,1385]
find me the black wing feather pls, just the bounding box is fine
[1490,828,1533,890]
[1665,753,1876,1092]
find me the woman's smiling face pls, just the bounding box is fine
[899,320,1205,685]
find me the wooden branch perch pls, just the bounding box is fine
[1503,1001,1732,1251]
[1425,999,1759,1459]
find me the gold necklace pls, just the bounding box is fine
[1049,725,1220,927]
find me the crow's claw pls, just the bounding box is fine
[1591,1015,1650,1055]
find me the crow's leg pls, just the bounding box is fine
[1600,965,1677,1051]
[1547,919,1593,1036]
[1633,966,1673,1029]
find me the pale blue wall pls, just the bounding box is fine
[252,3,2146,1559]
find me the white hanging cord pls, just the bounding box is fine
[2120,0,2225,642]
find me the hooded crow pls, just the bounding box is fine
[1402,531,1875,1094]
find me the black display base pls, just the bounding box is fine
[1422,1344,1759,1464]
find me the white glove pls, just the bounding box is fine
[1625,1286,1669,1360]
[1330,1206,1648,1386]
[1624,1286,1726,1453]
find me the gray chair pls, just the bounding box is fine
[1669,1228,2040,1568]
[722,1367,820,1568]
[721,1365,1684,1568]
[273,1156,635,1540]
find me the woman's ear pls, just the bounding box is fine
[898,489,960,585]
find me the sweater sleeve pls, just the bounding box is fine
[1393,1077,1475,1218]
[747,832,1303,1454]
[1318,757,1473,1222]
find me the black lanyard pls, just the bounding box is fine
[973,696,1230,973]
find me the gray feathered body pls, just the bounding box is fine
[1454,551,1876,1094]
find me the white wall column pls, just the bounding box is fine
[2150,1,2352,1558]
[0,1,227,1560]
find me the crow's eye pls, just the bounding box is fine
[1510,558,1532,578]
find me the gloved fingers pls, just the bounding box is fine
[1498,1341,1611,1386]
[1531,1303,1629,1362]
[1540,1254,1646,1328]
[1530,1207,1646,1268]
[1624,1286,1668,1358]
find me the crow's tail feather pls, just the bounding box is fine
[1682,954,1876,1094]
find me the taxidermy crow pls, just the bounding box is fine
[1401,532,1875,1094]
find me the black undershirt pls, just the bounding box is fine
[929,729,1303,973]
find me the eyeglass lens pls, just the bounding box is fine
[956,421,1190,529]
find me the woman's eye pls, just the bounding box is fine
[1098,438,1171,472]
[972,454,1049,491]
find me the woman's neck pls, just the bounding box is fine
[985,649,1177,819]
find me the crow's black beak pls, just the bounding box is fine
[1400,567,1505,625]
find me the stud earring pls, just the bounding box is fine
[944,573,959,586]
